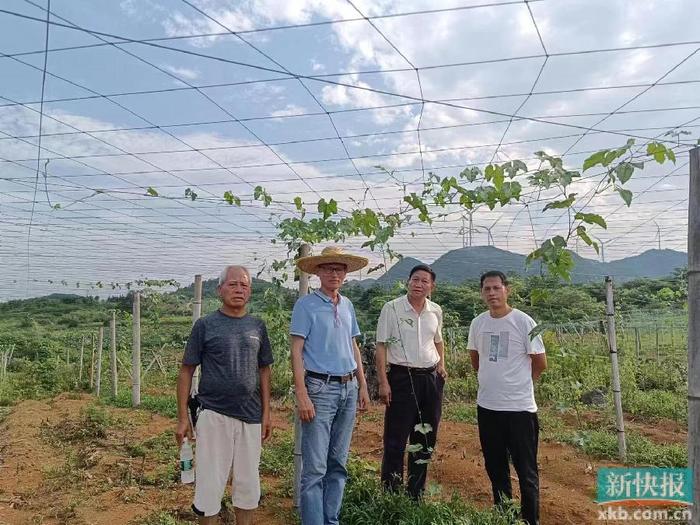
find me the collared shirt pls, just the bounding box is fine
[290,289,360,375]
[376,295,443,368]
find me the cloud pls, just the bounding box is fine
[160,64,201,81]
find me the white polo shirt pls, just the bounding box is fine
[376,295,443,368]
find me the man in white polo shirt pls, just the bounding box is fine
[468,270,547,525]
[375,264,446,500]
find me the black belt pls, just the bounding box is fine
[389,363,437,374]
[306,369,357,383]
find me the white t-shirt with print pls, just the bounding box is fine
[467,308,545,412]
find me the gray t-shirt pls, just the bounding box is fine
[183,310,274,424]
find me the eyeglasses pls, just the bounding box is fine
[319,266,347,275]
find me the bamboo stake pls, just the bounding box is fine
[191,275,203,393]
[78,336,85,386]
[95,326,104,397]
[605,276,626,462]
[132,291,141,407]
[110,311,118,398]
[293,243,311,509]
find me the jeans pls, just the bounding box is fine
[300,375,358,525]
[381,366,444,499]
[477,405,540,525]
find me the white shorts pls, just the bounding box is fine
[193,409,262,516]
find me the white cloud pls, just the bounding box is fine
[269,104,308,117]
[160,64,201,81]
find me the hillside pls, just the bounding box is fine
[365,247,686,286]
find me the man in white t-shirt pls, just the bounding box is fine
[375,264,446,500]
[468,270,547,525]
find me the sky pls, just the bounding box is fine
[0,0,698,299]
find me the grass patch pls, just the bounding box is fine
[107,390,177,419]
[561,430,687,467]
[341,458,523,525]
[623,389,687,423]
[443,377,478,402]
[261,430,294,478]
[442,402,477,424]
[132,510,197,525]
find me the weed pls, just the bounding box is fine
[562,430,687,467]
[40,405,112,445]
[341,457,523,524]
[133,510,196,525]
[443,402,477,424]
[107,391,177,418]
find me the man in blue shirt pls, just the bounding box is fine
[290,246,371,525]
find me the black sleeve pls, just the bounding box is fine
[258,321,274,367]
[183,318,205,365]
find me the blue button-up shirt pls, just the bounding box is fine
[290,290,360,375]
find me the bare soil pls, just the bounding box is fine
[0,395,684,525]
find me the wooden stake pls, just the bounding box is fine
[605,276,626,462]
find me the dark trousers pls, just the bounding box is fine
[380,366,444,499]
[477,405,540,525]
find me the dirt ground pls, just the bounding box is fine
[0,395,685,525]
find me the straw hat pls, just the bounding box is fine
[296,246,369,274]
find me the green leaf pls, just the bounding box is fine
[582,150,607,171]
[406,443,424,453]
[530,288,550,306]
[542,194,576,212]
[223,191,241,206]
[414,423,433,435]
[146,186,158,197]
[459,166,480,182]
[529,323,547,340]
[294,196,303,211]
[617,187,633,206]
[574,212,607,229]
[52,203,61,209]
[184,188,197,201]
[576,225,599,254]
[614,162,634,184]
[667,148,676,163]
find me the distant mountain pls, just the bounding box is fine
[366,247,687,286]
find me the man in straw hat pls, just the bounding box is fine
[290,246,371,525]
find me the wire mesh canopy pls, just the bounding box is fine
[1,0,698,299]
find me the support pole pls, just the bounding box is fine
[293,243,311,509]
[605,276,626,462]
[89,333,95,389]
[95,326,104,397]
[78,336,85,386]
[110,311,118,398]
[132,291,141,407]
[191,274,203,393]
[688,146,699,525]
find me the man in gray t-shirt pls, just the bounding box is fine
[176,266,273,525]
[184,311,273,423]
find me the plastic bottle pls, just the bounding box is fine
[180,437,195,484]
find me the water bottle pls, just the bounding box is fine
[180,437,195,484]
